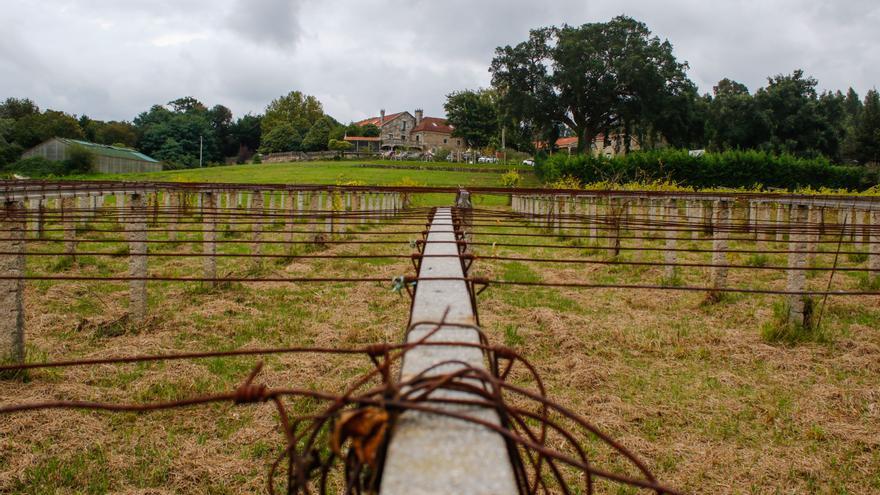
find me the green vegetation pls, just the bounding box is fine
[80,160,539,189]
[536,149,872,191]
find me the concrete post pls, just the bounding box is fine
[589,198,598,245]
[167,193,178,242]
[327,192,334,236]
[807,206,820,264]
[710,200,730,298]
[252,190,263,268]
[776,203,786,242]
[36,199,45,239]
[62,197,77,258]
[127,194,147,321]
[665,199,677,280]
[787,204,810,327]
[758,202,771,249]
[1,200,26,366]
[203,192,217,286]
[870,210,880,286]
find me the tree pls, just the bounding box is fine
[755,70,834,158]
[208,104,236,156]
[328,139,353,152]
[231,114,262,161]
[444,90,498,149]
[134,101,220,167]
[262,91,324,138]
[0,119,23,165]
[852,90,880,164]
[93,121,138,148]
[490,17,692,154]
[301,118,332,151]
[259,123,301,153]
[0,98,39,120]
[12,110,84,148]
[361,124,380,137]
[705,79,770,151]
[63,144,96,174]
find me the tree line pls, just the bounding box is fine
[0,90,376,172]
[445,16,880,167]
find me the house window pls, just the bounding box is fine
[416,135,420,143]
[457,140,461,146]
[402,121,407,132]
[443,139,448,144]
[387,134,393,140]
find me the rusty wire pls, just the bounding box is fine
[0,313,682,495]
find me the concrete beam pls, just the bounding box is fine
[380,207,517,495]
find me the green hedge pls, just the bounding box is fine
[536,149,873,191]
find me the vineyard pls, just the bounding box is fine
[1,180,879,493]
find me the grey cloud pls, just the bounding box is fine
[0,0,877,123]
[227,0,303,48]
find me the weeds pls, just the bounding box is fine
[761,299,829,345]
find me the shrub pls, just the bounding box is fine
[252,154,262,164]
[536,149,871,191]
[500,169,522,188]
[63,145,96,174]
[2,156,65,177]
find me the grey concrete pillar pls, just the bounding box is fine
[758,202,771,249]
[665,199,677,279]
[62,197,77,258]
[128,194,148,320]
[251,191,263,267]
[711,200,731,297]
[870,210,880,286]
[775,204,786,242]
[203,192,217,285]
[807,206,820,264]
[787,204,810,326]
[167,193,178,242]
[1,200,26,365]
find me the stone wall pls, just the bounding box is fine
[412,130,465,153]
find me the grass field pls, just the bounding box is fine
[1,171,879,493]
[74,160,539,189]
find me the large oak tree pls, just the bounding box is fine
[490,16,693,154]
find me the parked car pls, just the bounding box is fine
[478,156,499,164]
[522,159,535,166]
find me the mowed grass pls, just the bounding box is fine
[73,159,539,189]
[2,175,879,492]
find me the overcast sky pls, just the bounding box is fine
[1,0,878,123]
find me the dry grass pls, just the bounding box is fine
[1,200,879,494]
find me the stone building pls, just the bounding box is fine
[542,134,642,157]
[411,117,464,153]
[354,109,464,152]
[22,138,162,173]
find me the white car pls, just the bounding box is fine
[478,156,499,164]
[522,159,535,166]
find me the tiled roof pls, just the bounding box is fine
[354,112,406,127]
[343,136,381,142]
[412,117,454,134]
[59,138,159,162]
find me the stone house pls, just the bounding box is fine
[542,134,642,157]
[411,117,464,153]
[354,109,464,152]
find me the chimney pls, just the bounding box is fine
[380,109,386,126]
[415,109,423,126]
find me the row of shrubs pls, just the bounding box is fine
[535,149,875,191]
[1,145,96,178]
